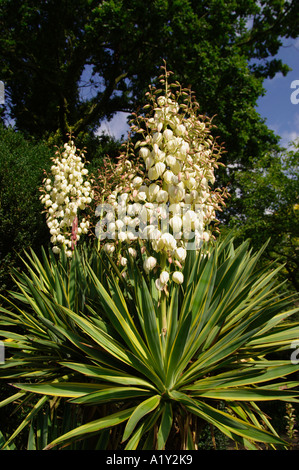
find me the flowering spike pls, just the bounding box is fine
[93,65,227,289]
[40,139,93,256]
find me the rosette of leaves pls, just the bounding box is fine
[1,236,299,450]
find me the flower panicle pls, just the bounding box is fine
[96,65,227,290]
[40,139,94,257]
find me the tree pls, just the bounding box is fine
[1,1,298,148]
[229,140,299,291]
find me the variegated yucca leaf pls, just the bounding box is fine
[0,237,298,450]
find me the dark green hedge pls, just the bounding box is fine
[0,125,53,293]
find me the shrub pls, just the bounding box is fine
[0,125,53,293]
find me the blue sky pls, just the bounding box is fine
[97,111,130,141]
[98,37,299,149]
[256,37,299,149]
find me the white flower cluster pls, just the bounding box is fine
[98,71,226,291]
[41,141,93,256]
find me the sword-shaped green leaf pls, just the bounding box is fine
[69,386,152,405]
[44,406,135,450]
[122,395,161,443]
[60,361,157,390]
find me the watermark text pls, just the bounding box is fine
[95,200,209,250]
[290,340,299,364]
[0,81,4,105]
[290,80,299,105]
[0,341,5,364]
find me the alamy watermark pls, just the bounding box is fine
[95,201,209,250]
[0,81,4,105]
[0,340,5,364]
[290,80,299,105]
[290,340,299,365]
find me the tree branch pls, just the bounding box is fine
[236,0,295,48]
[72,71,128,136]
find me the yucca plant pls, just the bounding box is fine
[1,66,299,451]
[1,235,299,450]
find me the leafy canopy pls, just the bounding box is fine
[230,141,299,292]
[1,0,298,166]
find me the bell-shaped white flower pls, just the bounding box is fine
[170,215,182,234]
[137,185,148,202]
[148,162,166,180]
[148,166,159,180]
[128,247,137,258]
[120,256,128,267]
[139,147,150,160]
[160,233,177,252]
[145,156,155,170]
[163,170,175,185]
[104,243,115,254]
[132,176,143,188]
[175,247,187,262]
[202,231,210,242]
[172,271,184,284]
[148,183,160,201]
[175,124,186,136]
[163,129,173,141]
[152,132,163,145]
[159,271,169,285]
[155,278,165,291]
[118,231,127,242]
[168,184,185,202]
[156,190,168,203]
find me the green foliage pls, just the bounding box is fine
[229,142,299,292]
[1,0,297,179]
[0,237,299,450]
[0,125,53,293]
